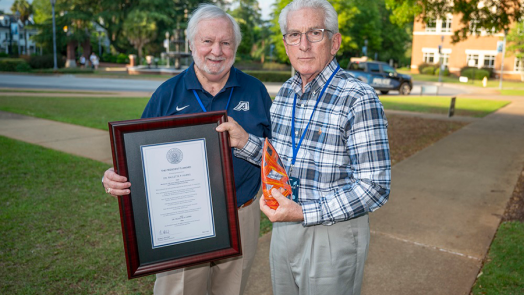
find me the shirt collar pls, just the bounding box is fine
[291,58,339,96]
[184,62,240,93]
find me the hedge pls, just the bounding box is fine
[0,58,28,72]
[244,70,292,82]
[28,54,65,69]
[461,68,490,80]
[435,67,450,77]
[422,66,436,75]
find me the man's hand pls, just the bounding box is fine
[216,116,249,149]
[260,188,304,222]
[102,168,131,198]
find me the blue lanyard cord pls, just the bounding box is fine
[192,87,234,113]
[291,65,340,166]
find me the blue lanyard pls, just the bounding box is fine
[290,65,340,171]
[192,87,234,113]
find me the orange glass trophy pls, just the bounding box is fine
[261,138,292,209]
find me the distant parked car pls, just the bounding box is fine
[346,61,413,95]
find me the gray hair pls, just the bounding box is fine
[278,0,339,35]
[187,4,242,50]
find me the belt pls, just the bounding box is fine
[238,195,257,209]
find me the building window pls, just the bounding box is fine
[515,58,524,71]
[441,17,453,33]
[467,54,479,67]
[469,19,481,35]
[426,19,437,32]
[439,53,450,66]
[483,55,495,68]
[424,52,436,63]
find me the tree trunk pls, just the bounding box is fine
[65,40,78,68]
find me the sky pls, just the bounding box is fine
[0,0,275,20]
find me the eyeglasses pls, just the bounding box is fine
[283,29,332,45]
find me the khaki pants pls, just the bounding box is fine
[269,214,370,295]
[153,192,261,295]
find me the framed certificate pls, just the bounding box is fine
[108,111,241,279]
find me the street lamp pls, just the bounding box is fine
[50,0,58,70]
[499,29,508,90]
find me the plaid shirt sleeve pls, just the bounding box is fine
[233,133,264,166]
[300,82,391,226]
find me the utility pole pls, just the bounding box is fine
[50,0,58,70]
[438,35,444,85]
[499,29,508,90]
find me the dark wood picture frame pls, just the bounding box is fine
[108,111,241,279]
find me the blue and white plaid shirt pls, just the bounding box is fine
[236,59,391,226]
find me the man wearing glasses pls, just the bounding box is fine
[217,0,391,294]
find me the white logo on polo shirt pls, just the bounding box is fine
[176,105,189,111]
[233,101,250,111]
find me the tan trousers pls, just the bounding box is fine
[153,193,261,295]
[269,214,370,295]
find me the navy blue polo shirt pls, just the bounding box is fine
[142,63,272,206]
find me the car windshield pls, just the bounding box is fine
[348,63,365,71]
[382,64,396,75]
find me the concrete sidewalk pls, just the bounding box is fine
[1,92,523,295]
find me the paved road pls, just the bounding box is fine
[0,73,471,97]
[0,73,163,92]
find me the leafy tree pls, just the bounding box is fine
[385,0,524,43]
[10,0,33,54]
[229,0,263,59]
[507,22,524,79]
[123,9,158,62]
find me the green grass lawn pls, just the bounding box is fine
[0,136,155,294]
[0,96,149,130]
[471,221,524,295]
[379,96,510,117]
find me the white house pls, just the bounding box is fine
[0,14,39,55]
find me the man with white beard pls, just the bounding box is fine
[102,4,272,295]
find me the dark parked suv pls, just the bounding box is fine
[346,61,413,95]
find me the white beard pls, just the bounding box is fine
[193,52,235,75]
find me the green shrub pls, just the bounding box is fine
[461,68,490,80]
[338,58,350,69]
[102,53,117,63]
[261,62,291,71]
[435,67,450,77]
[28,54,65,69]
[0,58,27,72]
[244,70,292,82]
[0,52,9,58]
[418,62,432,74]
[422,66,436,75]
[15,62,32,72]
[31,67,94,74]
[116,53,129,64]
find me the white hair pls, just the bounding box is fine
[187,4,242,50]
[278,0,339,35]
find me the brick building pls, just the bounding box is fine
[411,14,523,81]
